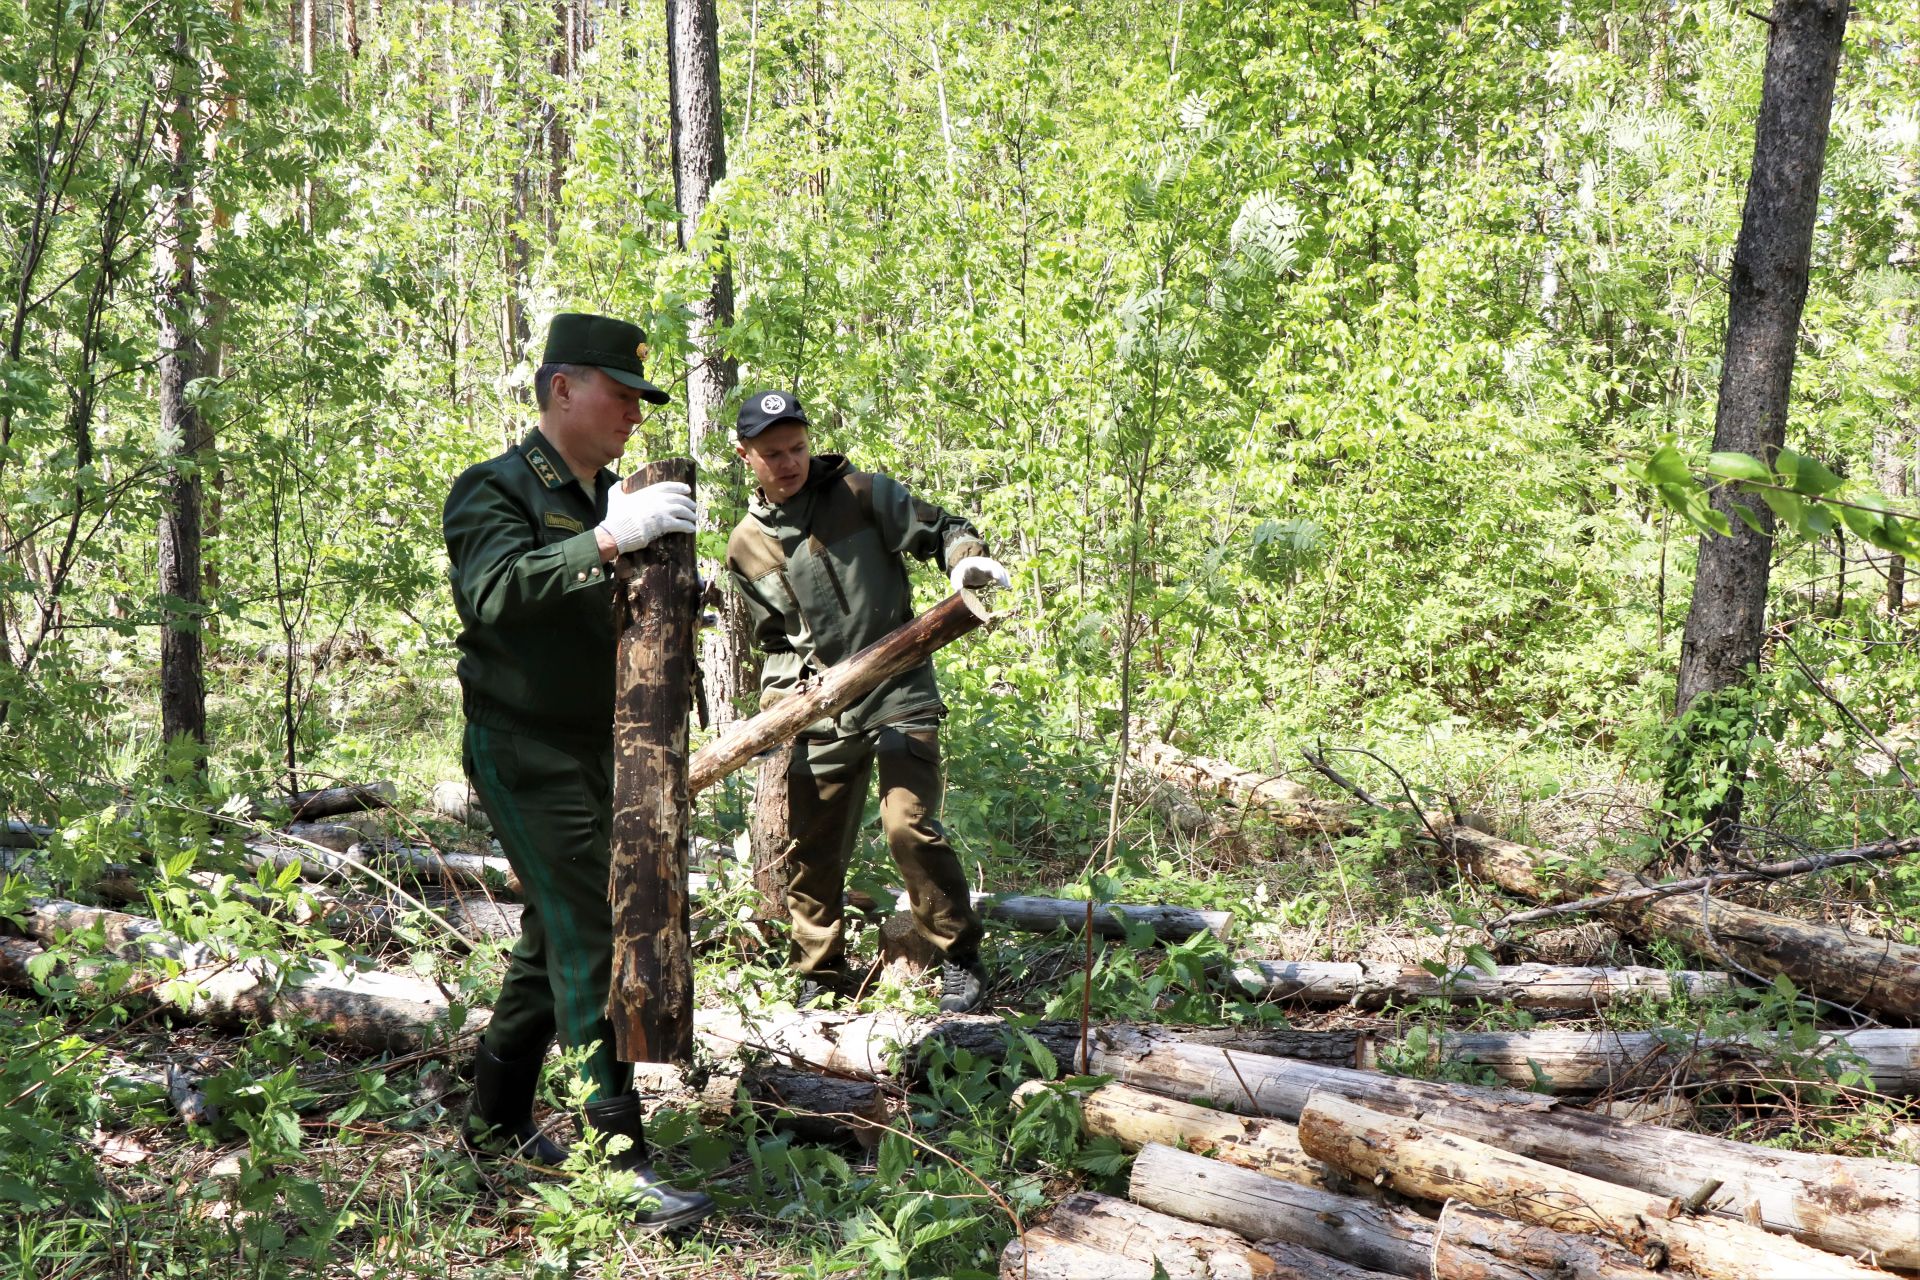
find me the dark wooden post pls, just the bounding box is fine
[609,459,699,1064]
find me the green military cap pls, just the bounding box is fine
[543,312,670,405]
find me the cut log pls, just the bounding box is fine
[699,1065,890,1148]
[1086,1024,1920,1268]
[1433,1202,1709,1280]
[271,781,397,821]
[0,930,480,1052]
[277,822,363,852]
[1296,1093,1889,1279]
[1431,1026,1920,1096]
[1011,1079,1340,1193]
[689,589,992,794]
[1127,1142,1444,1278]
[427,780,489,830]
[1234,958,1732,1010]
[1011,1190,1405,1280]
[608,457,699,1065]
[1444,825,1920,1022]
[983,893,1231,943]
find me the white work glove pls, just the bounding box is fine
[949,555,1010,592]
[597,480,697,554]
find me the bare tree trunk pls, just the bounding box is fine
[1670,0,1851,844]
[156,19,208,763]
[609,460,699,1064]
[666,0,749,725]
[749,742,793,921]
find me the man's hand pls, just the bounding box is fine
[949,555,1010,592]
[597,480,697,555]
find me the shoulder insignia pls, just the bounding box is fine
[522,446,567,490]
[544,511,585,533]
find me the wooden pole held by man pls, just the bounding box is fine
[609,458,700,1064]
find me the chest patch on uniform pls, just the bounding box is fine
[523,446,566,489]
[544,511,584,533]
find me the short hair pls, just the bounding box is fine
[534,362,594,411]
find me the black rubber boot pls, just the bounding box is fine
[464,1039,569,1167]
[581,1093,715,1232]
[938,954,989,1014]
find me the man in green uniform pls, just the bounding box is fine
[725,390,1009,1014]
[444,312,712,1230]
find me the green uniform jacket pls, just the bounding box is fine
[726,454,988,737]
[444,428,619,744]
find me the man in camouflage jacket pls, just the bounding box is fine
[725,390,1010,1013]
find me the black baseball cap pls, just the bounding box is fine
[543,312,670,405]
[736,389,809,440]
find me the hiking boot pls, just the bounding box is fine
[580,1092,715,1233]
[463,1039,568,1167]
[938,955,989,1014]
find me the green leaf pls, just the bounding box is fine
[1645,444,1693,487]
[1774,449,1843,496]
[1706,451,1770,483]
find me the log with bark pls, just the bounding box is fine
[1433,1202,1708,1280]
[0,929,481,1053]
[851,886,1232,944]
[1010,1079,1341,1193]
[749,741,795,921]
[1127,737,1353,834]
[688,589,992,794]
[699,1065,891,1148]
[1085,1024,1920,1268]
[1126,1142,1449,1278]
[1003,1190,1404,1280]
[266,781,397,821]
[1443,825,1920,1022]
[1234,958,1733,1010]
[608,458,700,1065]
[1296,1093,1890,1279]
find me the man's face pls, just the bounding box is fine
[738,422,811,503]
[550,368,647,471]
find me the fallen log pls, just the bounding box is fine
[688,589,992,794]
[427,780,489,830]
[5,901,480,1051]
[1444,825,1920,1022]
[854,887,1233,944]
[264,781,396,821]
[2,819,52,848]
[1234,958,1733,1010]
[1126,737,1352,834]
[1010,1079,1340,1192]
[1086,1024,1920,1268]
[696,1008,1371,1080]
[1296,1094,1889,1279]
[699,1065,890,1148]
[1430,1026,1920,1096]
[1006,1190,1405,1280]
[1127,1142,1443,1278]
[1433,1202,1709,1280]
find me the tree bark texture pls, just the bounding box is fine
[1296,1094,1889,1280]
[282,780,397,820]
[749,741,794,920]
[1443,825,1920,1021]
[699,1064,890,1147]
[1085,1025,1920,1269]
[1234,958,1733,1010]
[156,24,208,757]
[688,590,991,792]
[1672,0,1853,837]
[1127,736,1353,834]
[1011,1079,1342,1193]
[665,0,748,726]
[1433,1202,1709,1280]
[1007,1190,1405,1280]
[609,458,699,1063]
[1126,1142,1446,1278]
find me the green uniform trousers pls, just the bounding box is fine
[463,722,630,1103]
[786,722,984,978]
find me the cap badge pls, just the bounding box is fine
[635,341,650,360]
[761,393,787,414]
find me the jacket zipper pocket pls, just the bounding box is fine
[819,554,852,615]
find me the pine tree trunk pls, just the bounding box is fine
[1670,0,1851,843]
[156,21,207,761]
[666,0,749,725]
